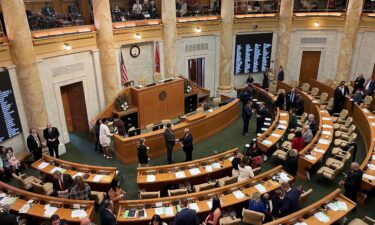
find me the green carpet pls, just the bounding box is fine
[14,115,375,223]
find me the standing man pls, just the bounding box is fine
[179,128,193,162]
[364,78,375,96]
[164,123,177,164]
[353,74,365,94]
[112,114,125,136]
[277,65,284,81]
[173,198,200,225]
[43,122,60,158]
[256,102,268,134]
[100,199,117,225]
[279,182,300,217]
[339,162,363,202]
[242,100,253,136]
[27,128,43,161]
[286,88,297,111]
[333,81,349,114]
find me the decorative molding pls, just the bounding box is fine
[301,37,327,44]
[52,62,85,77]
[185,43,209,52]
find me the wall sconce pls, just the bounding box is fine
[63,43,72,50]
[313,21,320,27]
[194,27,202,33]
[135,33,142,39]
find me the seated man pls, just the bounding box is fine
[132,0,143,19]
[0,204,17,225]
[41,2,56,18]
[52,170,74,198]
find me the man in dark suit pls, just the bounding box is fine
[164,123,177,164]
[294,95,304,116]
[286,88,297,111]
[353,74,365,94]
[333,81,349,114]
[41,2,55,17]
[279,182,300,217]
[50,214,68,225]
[364,78,375,96]
[112,114,126,136]
[100,199,117,225]
[43,122,60,158]
[239,85,253,107]
[52,170,74,197]
[256,102,268,134]
[0,204,18,225]
[339,162,363,202]
[305,114,317,136]
[179,128,193,162]
[174,198,200,225]
[242,100,253,136]
[277,65,284,81]
[27,128,43,161]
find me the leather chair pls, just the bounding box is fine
[140,191,160,199]
[196,107,204,113]
[91,191,105,205]
[213,97,221,107]
[332,145,354,156]
[272,148,290,161]
[315,92,328,105]
[333,117,352,130]
[317,163,344,181]
[334,124,356,139]
[217,176,238,187]
[242,208,264,225]
[361,95,373,109]
[168,188,188,197]
[219,216,241,225]
[268,84,277,95]
[321,97,334,111]
[348,216,375,225]
[301,83,310,93]
[331,109,348,123]
[297,112,308,127]
[290,80,299,88]
[299,188,313,205]
[12,173,41,190]
[31,181,54,196]
[193,182,216,192]
[333,133,357,148]
[145,124,154,132]
[309,87,319,97]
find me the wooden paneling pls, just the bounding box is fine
[372,63,375,80]
[300,51,321,83]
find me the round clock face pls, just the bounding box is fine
[130,45,140,58]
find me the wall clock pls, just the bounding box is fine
[130,45,141,58]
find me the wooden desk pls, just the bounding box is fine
[31,155,116,192]
[257,108,289,152]
[137,148,238,192]
[114,99,240,164]
[297,109,333,180]
[0,181,95,224]
[265,189,356,225]
[118,166,292,225]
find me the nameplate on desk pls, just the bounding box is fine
[211,163,221,169]
[205,165,213,172]
[277,125,287,130]
[261,140,272,146]
[264,122,271,126]
[312,148,325,154]
[265,118,272,122]
[367,164,375,170]
[318,139,329,145]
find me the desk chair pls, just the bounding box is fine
[277,89,285,95]
[145,124,154,132]
[332,145,354,156]
[315,92,328,105]
[361,95,373,109]
[334,124,356,139]
[196,107,204,113]
[242,208,264,225]
[349,216,375,225]
[290,80,299,88]
[91,191,105,205]
[309,87,319,97]
[193,182,216,192]
[325,151,351,170]
[297,112,308,127]
[301,83,310,93]
[325,79,334,86]
[317,162,344,181]
[168,188,188,197]
[321,97,334,110]
[217,176,238,187]
[12,173,41,190]
[331,109,348,123]
[333,117,352,130]
[272,147,291,161]
[212,97,221,107]
[140,191,160,199]
[348,86,354,95]
[268,84,277,95]
[31,181,54,196]
[220,216,241,225]
[299,188,313,206]
[333,133,357,148]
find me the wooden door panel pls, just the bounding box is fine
[68,82,89,132]
[61,87,73,132]
[299,51,321,83]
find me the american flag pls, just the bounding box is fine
[155,43,160,73]
[120,51,129,84]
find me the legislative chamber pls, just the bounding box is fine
[0,0,375,225]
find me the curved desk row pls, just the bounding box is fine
[265,189,356,225]
[31,155,116,191]
[257,108,289,153]
[137,148,238,191]
[117,166,292,225]
[308,79,375,190]
[0,181,95,224]
[114,99,240,164]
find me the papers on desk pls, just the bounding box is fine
[372,155,375,160]
[367,164,375,170]
[252,99,258,102]
[363,174,375,180]
[322,117,331,121]
[71,209,88,219]
[255,184,267,193]
[175,171,186,178]
[278,172,290,182]
[207,109,214,113]
[280,113,288,116]
[294,222,308,225]
[304,155,317,161]
[189,168,201,176]
[0,196,17,205]
[37,162,49,170]
[322,131,332,136]
[93,175,104,182]
[271,133,281,138]
[156,202,163,207]
[371,122,375,127]
[279,120,287,124]
[0,193,6,198]
[44,204,58,218]
[261,128,268,131]
[211,163,221,169]
[363,108,370,113]
[264,122,271,126]
[206,200,213,209]
[73,172,84,179]
[277,125,287,130]
[265,118,272,122]
[19,203,31,214]
[205,165,213,172]
[313,148,325,154]
[322,124,333,129]
[155,207,174,216]
[146,175,156,182]
[262,140,272,146]
[188,203,200,212]
[228,156,234,162]
[318,139,330,145]
[233,190,245,199]
[368,116,375,119]
[328,201,348,211]
[314,212,330,223]
[50,167,66,174]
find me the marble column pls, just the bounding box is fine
[275,0,294,80]
[162,0,178,78]
[218,0,234,92]
[335,0,364,82]
[2,0,49,131]
[92,0,119,104]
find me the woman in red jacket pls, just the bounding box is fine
[291,130,305,152]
